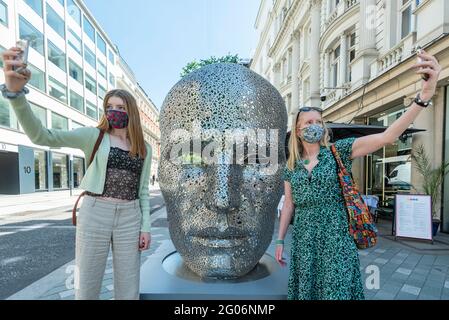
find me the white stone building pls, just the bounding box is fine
[252,0,449,232]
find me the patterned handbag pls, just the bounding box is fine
[331,145,378,249]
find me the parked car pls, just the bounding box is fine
[386,162,411,187]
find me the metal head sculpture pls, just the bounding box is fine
[159,63,287,279]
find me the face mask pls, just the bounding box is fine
[106,110,129,129]
[301,124,324,144]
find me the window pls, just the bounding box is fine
[348,32,356,82]
[70,90,84,112]
[24,0,43,17]
[30,103,47,128]
[86,101,98,119]
[97,34,106,55]
[19,16,44,55]
[46,4,65,38]
[67,0,81,25]
[52,152,68,189]
[109,73,115,87]
[332,45,340,87]
[98,60,106,79]
[49,76,67,103]
[0,96,18,129]
[51,112,68,130]
[98,107,104,119]
[108,50,115,65]
[304,27,311,59]
[34,149,48,191]
[84,45,96,68]
[48,40,66,72]
[83,15,95,42]
[28,64,46,91]
[98,85,106,100]
[68,28,82,54]
[69,59,83,84]
[56,0,65,6]
[72,156,85,188]
[400,0,412,40]
[0,45,5,68]
[85,74,96,94]
[72,121,84,129]
[0,0,7,26]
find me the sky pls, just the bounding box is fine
[83,0,261,110]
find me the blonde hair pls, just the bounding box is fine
[286,110,330,170]
[97,89,147,159]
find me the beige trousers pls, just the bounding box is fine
[75,196,141,300]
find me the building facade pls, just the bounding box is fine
[0,0,160,194]
[252,0,449,232]
[116,55,160,180]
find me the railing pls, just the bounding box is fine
[326,9,338,28]
[323,0,359,33]
[377,43,404,74]
[345,0,358,10]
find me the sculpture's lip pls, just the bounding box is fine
[189,227,249,248]
[191,236,248,248]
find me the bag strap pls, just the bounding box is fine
[72,129,105,226]
[88,129,105,166]
[330,144,349,175]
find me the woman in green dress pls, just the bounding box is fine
[275,50,441,300]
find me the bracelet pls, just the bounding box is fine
[0,84,29,100]
[275,239,284,245]
[414,93,433,108]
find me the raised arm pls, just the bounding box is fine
[351,50,441,159]
[2,47,97,151]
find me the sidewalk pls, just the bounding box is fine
[6,203,449,300]
[0,183,161,217]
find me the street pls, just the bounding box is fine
[0,188,165,300]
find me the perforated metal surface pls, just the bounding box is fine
[159,63,287,278]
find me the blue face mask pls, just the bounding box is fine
[301,124,324,144]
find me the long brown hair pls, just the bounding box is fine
[97,89,147,159]
[287,109,330,170]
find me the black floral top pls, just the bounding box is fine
[87,147,144,200]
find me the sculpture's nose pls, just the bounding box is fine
[207,152,240,212]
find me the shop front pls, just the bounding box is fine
[364,105,414,219]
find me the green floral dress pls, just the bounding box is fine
[282,137,365,300]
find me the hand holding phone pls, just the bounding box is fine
[416,46,429,81]
[13,39,29,75]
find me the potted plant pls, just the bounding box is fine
[411,144,449,236]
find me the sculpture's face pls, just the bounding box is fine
[159,63,287,278]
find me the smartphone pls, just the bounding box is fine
[416,46,429,81]
[13,39,30,75]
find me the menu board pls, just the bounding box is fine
[395,194,432,241]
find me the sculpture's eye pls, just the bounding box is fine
[179,150,202,165]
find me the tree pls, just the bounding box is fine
[411,144,449,220]
[181,54,241,78]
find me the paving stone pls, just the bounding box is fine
[374,291,396,300]
[396,268,412,276]
[396,292,418,300]
[374,258,389,265]
[400,284,421,296]
[419,286,442,297]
